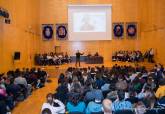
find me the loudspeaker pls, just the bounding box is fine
[14,52,20,60]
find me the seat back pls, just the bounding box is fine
[144,109,157,114]
[157,109,165,114]
[91,112,104,114]
[68,112,83,114]
[114,110,134,114]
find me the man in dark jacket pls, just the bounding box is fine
[75,50,84,67]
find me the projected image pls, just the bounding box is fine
[68,5,112,41]
[73,12,106,32]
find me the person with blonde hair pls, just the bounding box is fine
[102,99,113,114]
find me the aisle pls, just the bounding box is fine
[12,78,58,114]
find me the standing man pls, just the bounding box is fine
[75,50,84,67]
[148,48,154,63]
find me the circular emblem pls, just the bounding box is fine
[114,24,124,37]
[56,25,67,39]
[43,26,53,40]
[127,24,137,37]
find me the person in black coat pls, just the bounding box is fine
[75,50,84,67]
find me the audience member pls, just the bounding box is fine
[41,93,65,114]
[2,62,165,114]
[51,63,165,113]
[112,90,132,111]
[66,92,86,113]
[35,52,71,66]
[102,99,113,114]
[0,67,48,113]
[86,97,103,114]
[112,50,144,62]
[155,78,165,99]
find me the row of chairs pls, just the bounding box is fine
[62,109,165,114]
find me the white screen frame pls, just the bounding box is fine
[68,4,112,41]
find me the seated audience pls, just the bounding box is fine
[49,64,165,113]
[0,100,7,114]
[155,78,165,99]
[0,67,48,113]
[41,93,65,114]
[94,52,99,56]
[102,99,113,114]
[36,79,44,89]
[14,74,28,87]
[35,52,71,66]
[84,83,103,103]
[112,50,144,62]
[41,108,52,114]
[55,81,69,104]
[115,75,128,91]
[112,90,132,111]
[14,74,32,97]
[137,86,156,108]
[86,98,103,114]
[87,52,92,57]
[134,101,146,114]
[66,93,86,113]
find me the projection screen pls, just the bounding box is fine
[68,5,112,41]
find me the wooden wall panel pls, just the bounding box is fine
[0,0,40,72]
[138,0,165,65]
[39,0,139,61]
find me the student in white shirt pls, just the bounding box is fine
[41,93,65,114]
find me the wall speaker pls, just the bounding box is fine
[14,52,20,60]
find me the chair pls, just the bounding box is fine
[16,84,27,101]
[114,110,134,114]
[91,112,104,114]
[0,100,7,114]
[157,109,165,114]
[68,112,83,114]
[144,109,157,114]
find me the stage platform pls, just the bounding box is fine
[36,61,155,78]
